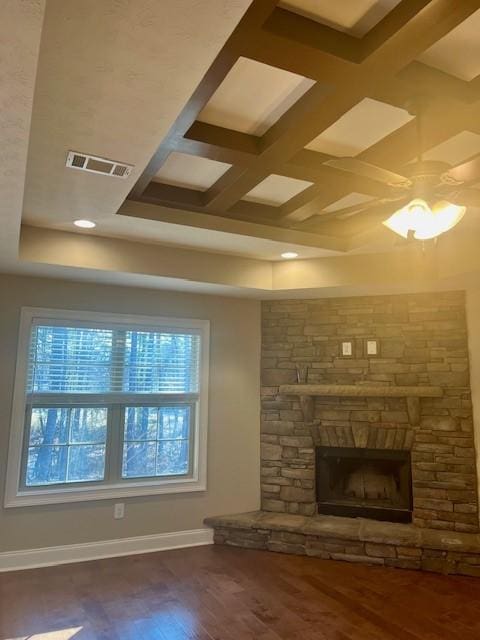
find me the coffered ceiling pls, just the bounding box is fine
[4,0,480,297]
[128,0,480,252]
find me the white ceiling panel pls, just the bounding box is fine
[306,98,413,157]
[417,9,480,81]
[242,174,314,206]
[198,57,315,136]
[423,131,480,167]
[323,192,376,213]
[278,0,402,37]
[153,152,231,191]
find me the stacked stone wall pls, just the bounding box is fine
[261,291,478,532]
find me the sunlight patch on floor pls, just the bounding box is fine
[7,627,83,640]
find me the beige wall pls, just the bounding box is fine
[0,274,261,553]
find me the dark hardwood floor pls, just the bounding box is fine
[1,545,480,639]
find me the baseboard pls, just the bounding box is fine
[0,527,214,572]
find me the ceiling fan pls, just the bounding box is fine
[322,98,480,240]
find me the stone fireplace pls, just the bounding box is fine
[206,291,480,577]
[316,446,412,523]
[260,291,478,533]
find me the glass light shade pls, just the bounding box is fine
[383,198,465,240]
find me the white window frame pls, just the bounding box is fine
[4,307,210,508]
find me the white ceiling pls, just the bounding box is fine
[417,9,480,81]
[0,0,45,273]
[197,56,315,136]
[305,98,413,157]
[278,0,402,37]
[21,0,253,226]
[323,192,376,213]
[242,174,314,206]
[153,152,231,191]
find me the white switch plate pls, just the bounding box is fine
[114,503,125,519]
[341,341,353,357]
[366,339,378,355]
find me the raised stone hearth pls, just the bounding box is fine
[204,511,480,577]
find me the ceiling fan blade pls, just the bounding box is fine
[335,195,409,221]
[448,188,480,207]
[337,204,378,220]
[447,153,480,184]
[337,200,409,238]
[358,199,409,223]
[318,198,382,221]
[308,199,408,235]
[324,157,411,187]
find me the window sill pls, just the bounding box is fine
[4,477,206,508]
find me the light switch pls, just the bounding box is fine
[366,339,378,356]
[341,341,353,357]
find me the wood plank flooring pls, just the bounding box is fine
[1,545,480,639]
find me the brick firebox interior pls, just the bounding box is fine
[260,291,478,533]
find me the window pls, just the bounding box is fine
[5,308,209,507]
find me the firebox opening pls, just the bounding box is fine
[316,447,412,523]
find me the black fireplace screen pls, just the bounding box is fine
[316,447,412,523]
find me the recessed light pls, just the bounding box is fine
[281,252,298,259]
[74,219,96,229]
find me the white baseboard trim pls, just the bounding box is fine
[0,527,214,573]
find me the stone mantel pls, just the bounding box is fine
[279,384,443,424]
[279,384,443,398]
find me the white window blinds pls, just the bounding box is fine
[27,324,201,395]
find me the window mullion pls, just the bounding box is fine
[110,330,126,393]
[105,404,122,483]
[107,331,127,483]
[65,407,73,482]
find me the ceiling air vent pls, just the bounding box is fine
[66,151,133,178]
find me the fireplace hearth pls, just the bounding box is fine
[316,447,412,523]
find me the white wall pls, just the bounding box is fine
[0,274,261,553]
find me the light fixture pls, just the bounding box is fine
[383,198,465,240]
[281,251,298,259]
[74,219,96,229]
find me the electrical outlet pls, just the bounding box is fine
[114,502,125,519]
